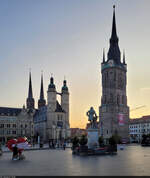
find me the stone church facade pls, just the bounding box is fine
[99,6,129,142]
[34,75,70,142]
[0,72,70,144]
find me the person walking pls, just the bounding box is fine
[63,142,66,150]
[0,143,2,156]
[12,144,18,160]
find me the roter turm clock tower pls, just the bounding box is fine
[99,6,129,142]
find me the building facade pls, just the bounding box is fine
[0,71,70,144]
[0,106,34,144]
[0,72,36,144]
[70,128,86,138]
[99,6,129,142]
[34,75,70,142]
[129,116,150,143]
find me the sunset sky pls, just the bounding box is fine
[0,0,150,128]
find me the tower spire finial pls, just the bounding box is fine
[111,5,117,41]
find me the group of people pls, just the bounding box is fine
[48,140,67,150]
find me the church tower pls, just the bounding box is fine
[61,79,69,125]
[38,73,46,109]
[26,71,35,109]
[47,76,56,112]
[99,6,129,142]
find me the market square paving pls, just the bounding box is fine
[0,145,150,176]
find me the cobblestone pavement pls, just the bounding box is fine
[0,145,150,176]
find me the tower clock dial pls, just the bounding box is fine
[108,60,114,67]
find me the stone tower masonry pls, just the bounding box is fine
[99,6,129,142]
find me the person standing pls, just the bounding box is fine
[63,142,66,150]
[12,144,18,160]
[0,143,2,156]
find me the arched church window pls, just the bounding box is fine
[110,93,113,103]
[114,71,116,81]
[106,71,108,78]
[104,95,106,104]
[122,95,124,104]
[117,95,120,105]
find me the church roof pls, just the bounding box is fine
[107,5,121,64]
[0,107,22,116]
[55,101,65,113]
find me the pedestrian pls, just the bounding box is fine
[49,139,51,149]
[18,150,25,160]
[0,143,2,156]
[63,142,66,150]
[12,144,18,160]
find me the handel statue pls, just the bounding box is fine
[86,107,98,128]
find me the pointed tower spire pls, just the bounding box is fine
[38,71,46,109]
[40,72,44,100]
[111,5,118,42]
[123,49,126,64]
[107,5,121,63]
[28,71,33,98]
[26,70,35,109]
[103,48,105,63]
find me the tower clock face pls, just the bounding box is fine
[108,60,114,67]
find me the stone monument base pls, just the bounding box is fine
[87,128,99,149]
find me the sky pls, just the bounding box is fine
[0,0,150,128]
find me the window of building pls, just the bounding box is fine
[13,124,16,128]
[0,124,4,128]
[122,95,124,104]
[12,130,16,134]
[117,95,120,105]
[107,130,108,134]
[7,130,11,134]
[7,124,10,128]
[21,124,23,128]
[25,124,27,128]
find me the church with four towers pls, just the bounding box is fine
[29,73,71,142]
[0,72,70,143]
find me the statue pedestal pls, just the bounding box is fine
[87,128,99,149]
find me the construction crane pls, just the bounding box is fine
[130,105,146,112]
